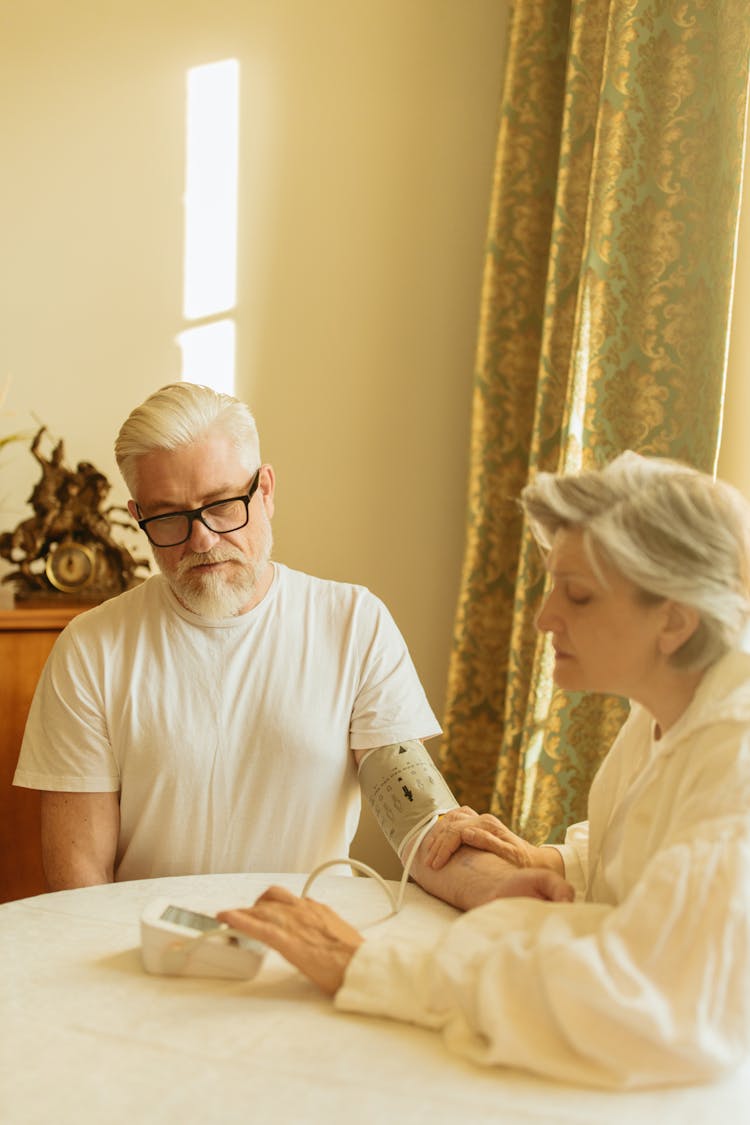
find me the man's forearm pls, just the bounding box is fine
[408,834,574,909]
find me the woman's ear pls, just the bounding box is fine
[658,601,701,656]
[127,499,139,520]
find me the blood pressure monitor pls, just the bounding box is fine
[140,899,266,979]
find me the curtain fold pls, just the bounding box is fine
[440,0,750,842]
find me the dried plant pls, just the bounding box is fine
[0,375,32,455]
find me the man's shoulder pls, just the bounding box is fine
[277,563,378,606]
[276,563,394,630]
[63,575,165,639]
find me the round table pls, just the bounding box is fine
[2,872,748,1123]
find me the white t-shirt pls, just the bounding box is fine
[15,565,440,881]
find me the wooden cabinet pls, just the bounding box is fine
[0,604,90,901]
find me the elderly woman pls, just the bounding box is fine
[219,452,750,1089]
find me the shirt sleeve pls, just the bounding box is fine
[13,624,120,792]
[335,817,750,1088]
[348,592,441,751]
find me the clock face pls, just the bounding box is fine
[45,541,97,593]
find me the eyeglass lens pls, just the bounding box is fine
[146,498,249,546]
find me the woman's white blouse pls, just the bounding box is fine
[336,651,750,1088]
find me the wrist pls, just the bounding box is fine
[536,844,565,875]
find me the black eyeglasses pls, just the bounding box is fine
[136,469,261,547]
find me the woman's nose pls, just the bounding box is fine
[535,589,557,634]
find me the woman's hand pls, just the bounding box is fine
[217,886,364,995]
[424,807,563,875]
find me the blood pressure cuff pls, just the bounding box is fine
[357,740,460,863]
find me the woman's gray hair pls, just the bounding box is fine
[521,451,750,671]
[115,382,261,495]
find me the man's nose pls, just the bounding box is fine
[187,515,221,552]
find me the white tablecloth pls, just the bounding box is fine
[1,871,748,1124]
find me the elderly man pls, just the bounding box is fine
[14,382,570,910]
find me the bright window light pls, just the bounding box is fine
[179,58,239,393]
[183,59,239,319]
[177,320,236,396]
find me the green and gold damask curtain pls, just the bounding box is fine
[440,0,750,842]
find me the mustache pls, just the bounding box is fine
[175,546,248,578]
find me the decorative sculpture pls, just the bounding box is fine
[0,426,150,600]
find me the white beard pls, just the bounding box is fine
[156,518,273,619]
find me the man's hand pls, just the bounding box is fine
[218,886,364,995]
[423,807,565,875]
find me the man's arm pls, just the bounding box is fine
[40,791,120,890]
[406,832,572,909]
[354,744,573,908]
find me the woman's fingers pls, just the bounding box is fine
[217,890,364,995]
[425,810,530,869]
[255,884,298,905]
[423,807,480,868]
[459,826,529,866]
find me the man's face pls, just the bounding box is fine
[129,429,275,618]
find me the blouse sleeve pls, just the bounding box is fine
[335,817,750,1088]
[543,819,589,898]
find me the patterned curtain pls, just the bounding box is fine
[440,0,750,843]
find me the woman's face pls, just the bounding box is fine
[536,527,671,701]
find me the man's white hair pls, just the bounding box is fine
[115,382,260,495]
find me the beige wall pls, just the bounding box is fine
[0,1,509,877]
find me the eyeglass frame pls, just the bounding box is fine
[135,468,262,547]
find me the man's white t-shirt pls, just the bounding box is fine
[15,565,441,881]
